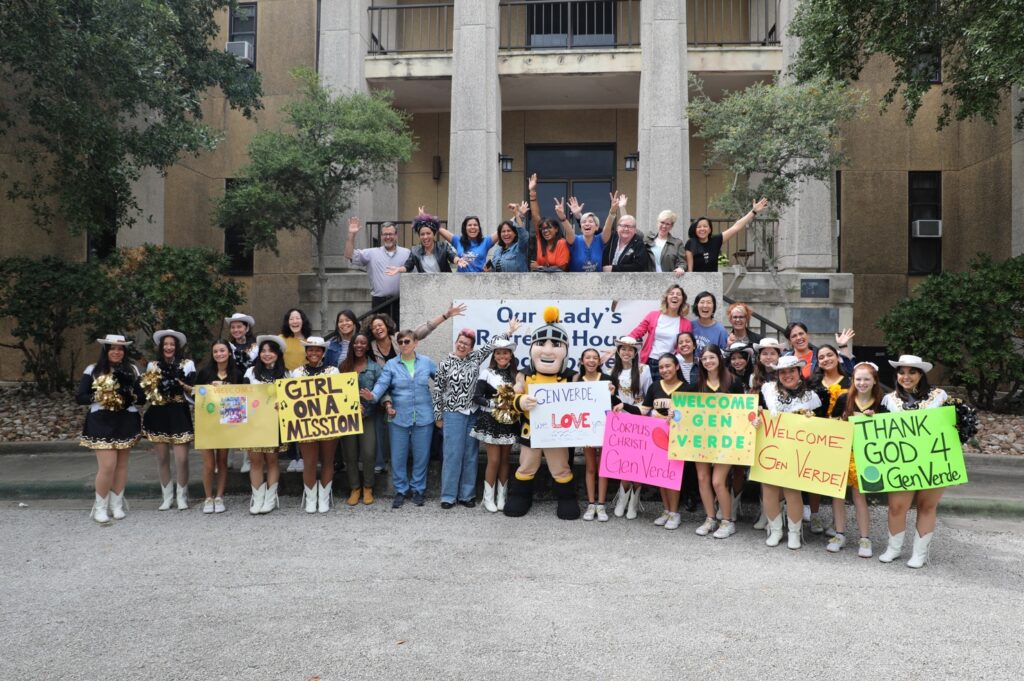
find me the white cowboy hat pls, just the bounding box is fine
[224,312,255,328]
[769,355,806,372]
[753,338,783,352]
[888,355,933,373]
[492,338,518,353]
[614,336,641,347]
[97,334,132,347]
[725,342,754,358]
[301,336,329,349]
[256,335,286,354]
[153,329,187,348]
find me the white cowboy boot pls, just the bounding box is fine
[482,481,498,513]
[613,485,630,518]
[626,487,642,520]
[878,531,905,563]
[496,481,507,511]
[765,514,784,547]
[249,484,266,515]
[906,532,933,569]
[90,493,111,524]
[753,504,768,530]
[304,484,317,513]
[157,482,174,511]
[260,483,279,514]
[109,490,128,520]
[318,481,333,513]
[175,483,189,510]
[787,517,803,550]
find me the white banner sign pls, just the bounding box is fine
[455,298,658,372]
[527,381,612,448]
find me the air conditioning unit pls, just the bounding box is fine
[226,41,253,64]
[912,219,942,238]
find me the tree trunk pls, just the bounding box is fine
[315,225,329,335]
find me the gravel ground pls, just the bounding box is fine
[4,385,1022,456]
[1,499,1023,680]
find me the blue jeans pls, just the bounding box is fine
[389,422,433,496]
[441,411,479,503]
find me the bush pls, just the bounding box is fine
[877,254,1024,412]
[0,257,102,393]
[92,245,247,362]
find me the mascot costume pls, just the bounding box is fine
[503,306,580,520]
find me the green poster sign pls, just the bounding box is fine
[851,406,967,492]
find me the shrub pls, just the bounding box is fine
[877,254,1024,412]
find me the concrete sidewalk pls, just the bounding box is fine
[0,440,1021,516]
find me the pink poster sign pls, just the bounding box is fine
[599,411,685,490]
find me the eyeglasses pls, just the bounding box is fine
[397,339,413,345]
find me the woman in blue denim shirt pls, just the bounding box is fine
[364,330,439,508]
[323,309,358,368]
[485,219,530,273]
[339,332,384,506]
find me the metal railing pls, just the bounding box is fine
[499,0,639,50]
[707,218,778,272]
[688,0,779,46]
[367,1,779,55]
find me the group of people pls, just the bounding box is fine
[77,279,972,570]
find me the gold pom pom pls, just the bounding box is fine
[140,367,167,406]
[543,306,560,324]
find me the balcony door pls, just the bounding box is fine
[525,145,616,226]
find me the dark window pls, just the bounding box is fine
[86,231,117,262]
[908,171,942,275]
[224,179,255,275]
[912,47,942,84]
[527,1,615,48]
[229,3,257,67]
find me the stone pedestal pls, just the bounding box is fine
[447,2,502,228]
[637,0,689,237]
[318,0,398,269]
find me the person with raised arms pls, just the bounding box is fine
[553,193,619,273]
[684,197,769,272]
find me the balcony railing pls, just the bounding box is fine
[367,1,779,55]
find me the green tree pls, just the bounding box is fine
[216,67,417,330]
[0,0,262,236]
[788,0,1024,130]
[92,245,247,362]
[0,257,103,392]
[687,75,865,270]
[877,254,1024,412]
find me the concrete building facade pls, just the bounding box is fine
[1,0,1020,381]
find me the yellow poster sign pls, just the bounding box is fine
[668,392,759,464]
[276,373,363,443]
[194,383,280,450]
[748,411,854,497]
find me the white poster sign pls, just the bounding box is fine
[455,298,659,372]
[527,381,612,448]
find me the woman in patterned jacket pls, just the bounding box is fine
[433,319,520,508]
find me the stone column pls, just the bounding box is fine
[317,0,397,268]
[775,0,834,271]
[447,1,501,228]
[636,1,689,237]
[1012,86,1024,257]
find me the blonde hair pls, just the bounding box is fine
[657,209,677,225]
[660,284,690,316]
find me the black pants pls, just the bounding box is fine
[372,296,400,328]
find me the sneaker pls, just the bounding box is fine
[810,514,824,534]
[583,504,597,521]
[202,498,215,514]
[825,525,838,538]
[695,517,717,536]
[391,493,405,509]
[857,537,873,558]
[293,459,304,473]
[213,497,225,513]
[664,512,682,530]
[826,534,847,553]
[713,520,736,539]
[412,491,425,506]
[653,510,670,527]
[595,505,609,522]
[286,459,299,472]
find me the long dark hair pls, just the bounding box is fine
[198,339,239,384]
[611,344,642,402]
[280,308,312,338]
[331,309,358,341]
[254,340,286,382]
[752,345,779,393]
[811,343,848,384]
[538,218,565,258]
[495,221,519,251]
[575,348,603,380]
[94,343,133,375]
[843,364,885,419]
[460,215,484,251]
[894,367,933,402]
[696,344,734,392]
[154,334,185,365]
[339,332,371,374]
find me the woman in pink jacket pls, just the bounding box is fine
[629,284,693,375]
